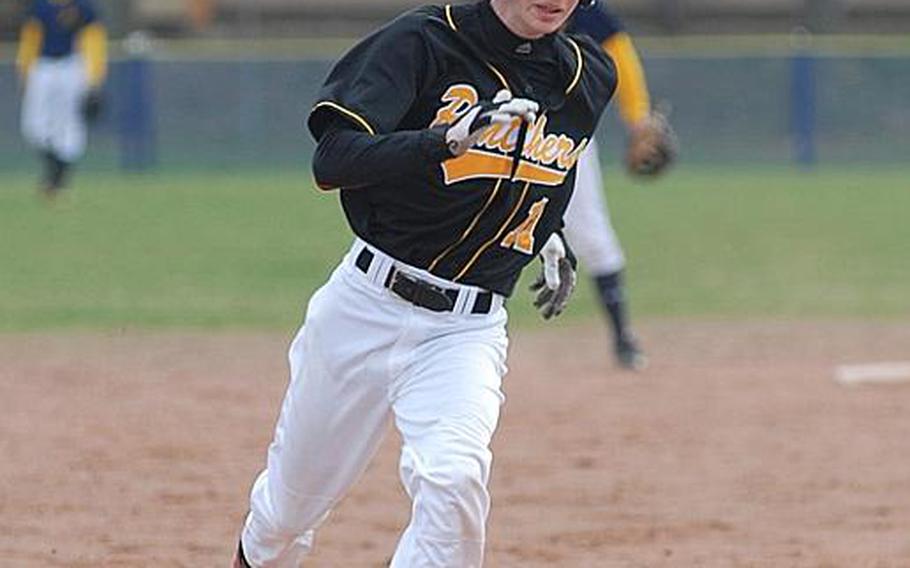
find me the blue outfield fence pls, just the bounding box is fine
[1,39,908,173]
[117,54,157,171]
[790,51,817,166]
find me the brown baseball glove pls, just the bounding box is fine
[625,110,678,177]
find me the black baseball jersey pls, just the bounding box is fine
[308,1,616,297]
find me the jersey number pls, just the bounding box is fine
[501,198,549,255]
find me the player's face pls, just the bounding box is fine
[492,0,580,39]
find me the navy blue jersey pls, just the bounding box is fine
[569,0,624,43]
[29,0,98,58]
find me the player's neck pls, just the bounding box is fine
[489,0,546,39]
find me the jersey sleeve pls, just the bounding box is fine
[571,35,618,127]
[603,32,651,125]
[308,9,438,140]
[570,1,625,44]
[16,17,44,77]
[78,22,108,86]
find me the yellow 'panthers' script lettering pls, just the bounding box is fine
[431,85,478,127]
[432,84,588,186]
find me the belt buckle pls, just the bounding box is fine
[391,271,454,312]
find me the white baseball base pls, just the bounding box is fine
[834,362,910,387]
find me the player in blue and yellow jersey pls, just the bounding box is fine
[17,0,108,198]
[565,0,676,370]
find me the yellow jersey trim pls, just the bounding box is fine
[485,62,511,91]
[311,101,377,136]
[564,37,584,95]
[444,6,510,91]
[445,5,457,31]
[428,179,503,272]
[453,182,531,281]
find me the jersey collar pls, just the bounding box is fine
[478,0,558,61]
[445,2,584,101]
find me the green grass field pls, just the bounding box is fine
[1,166,908,331]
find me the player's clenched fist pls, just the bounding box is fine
[530,232,577,320]
[445,89,539,157]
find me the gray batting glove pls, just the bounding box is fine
[529,232,577,320]
[445,89,539,157]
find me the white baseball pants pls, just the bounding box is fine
[21,55,89,163]
[241,239,509,567]
[563,137,626,276]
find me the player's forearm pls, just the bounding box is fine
[312,126,450,190]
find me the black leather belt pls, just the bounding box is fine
[355,248,493,314]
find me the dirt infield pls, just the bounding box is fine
[1,320,909,567]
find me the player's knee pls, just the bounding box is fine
[251,473,329,539]
[418,454,490,539]
[268,494,331,538]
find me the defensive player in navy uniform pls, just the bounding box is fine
[566,0,677,370]
[16,0,107,199]
[232,0,616,566]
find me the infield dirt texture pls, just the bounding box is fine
[1,168,908,565]
[2,323,910,566]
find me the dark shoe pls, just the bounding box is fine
[616,334,648,371]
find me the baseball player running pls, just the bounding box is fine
[232,0,616,566]
[16,0,107,199]
[565,1,677,370]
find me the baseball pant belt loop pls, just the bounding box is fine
[349,240,501,315]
